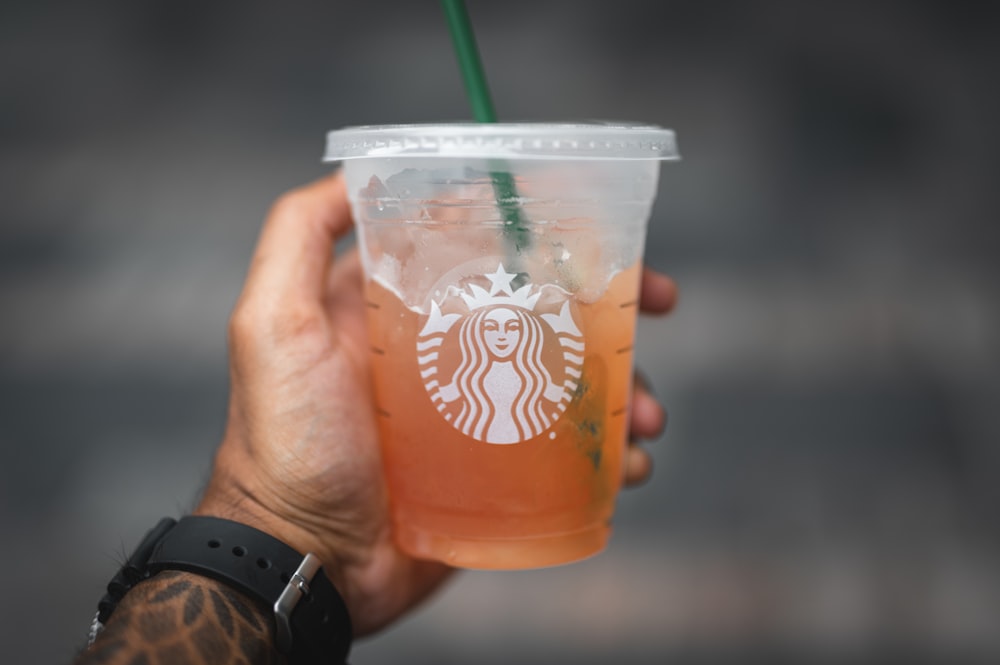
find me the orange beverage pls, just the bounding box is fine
[327,122,678,568]
[365,262,643,569]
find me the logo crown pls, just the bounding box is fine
[460,263,541,311]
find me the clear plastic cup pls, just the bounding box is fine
[325,123,678,569]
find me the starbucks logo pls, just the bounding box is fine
[416,263,584,444]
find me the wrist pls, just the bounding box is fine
[196,489,350,596]
[89,516,353,665]
[82,570,278,665]
[195,463,358,623]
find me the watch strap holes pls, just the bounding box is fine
[207,539,221,549]
[232,545,247,557]
[256,557,271,570]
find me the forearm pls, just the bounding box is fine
[76,570,282,665]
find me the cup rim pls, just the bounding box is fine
[324,122,679,161]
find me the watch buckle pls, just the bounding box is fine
[273,552,323,654]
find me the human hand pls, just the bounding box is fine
[196,171,677,637]
[623,268,678,485]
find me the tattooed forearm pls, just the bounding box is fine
[75,571,284,665]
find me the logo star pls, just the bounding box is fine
[485,263,518,296]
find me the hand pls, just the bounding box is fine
[624,268,678,485]
[196,171,678,637]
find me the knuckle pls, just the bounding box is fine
[227,298,260,352]
[228,296,325,354]
[269,187,315,224]
[272,303,327,342]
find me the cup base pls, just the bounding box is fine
[394,522,610,570]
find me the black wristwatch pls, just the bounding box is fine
[91,516,352,664]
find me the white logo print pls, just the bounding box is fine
[417,263,585,444]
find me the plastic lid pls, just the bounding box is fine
[324,122,679,161]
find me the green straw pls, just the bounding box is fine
[441,0,497,123]
[441,0,531,254]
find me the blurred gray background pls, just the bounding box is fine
[3,1,999,663]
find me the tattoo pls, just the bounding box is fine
[210,589,235,637]
[149,578,192,604]
[183,587,205,626]
[192,622,228,662]
[75,571,283,665]
[220,586,263,632]
[137,605,176,642]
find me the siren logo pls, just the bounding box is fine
[417,263,584,444]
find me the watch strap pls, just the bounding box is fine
[98,516,352,665]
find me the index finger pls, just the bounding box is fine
[243,171,353,309]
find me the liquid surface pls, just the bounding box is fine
[365,263,642,568]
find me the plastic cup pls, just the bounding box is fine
[324,123,678,569]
